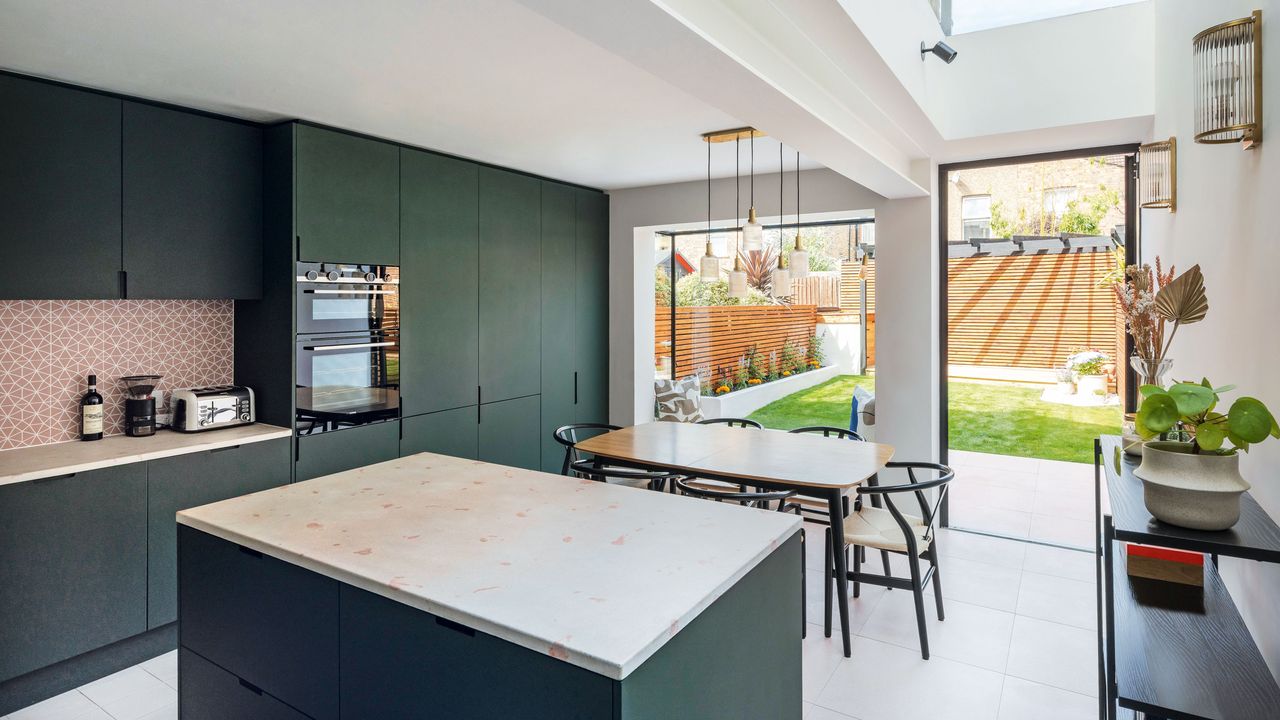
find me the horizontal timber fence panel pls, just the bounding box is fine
[947,250,1122,371]
[655,304,818,379]
[790,274,840,310]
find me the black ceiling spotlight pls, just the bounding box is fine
[920,40,958,64]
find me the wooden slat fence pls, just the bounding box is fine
[655,305,818,379]
[948,251,1121,370]
[790,274,840,310]
[840,259,876,313]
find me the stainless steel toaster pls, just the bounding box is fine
[170,385,255,432]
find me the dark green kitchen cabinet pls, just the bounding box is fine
[0,464,147,682]
[295,421,400,482]
[0,73,122,299]
[401,406,478,460]
[479,395,541,471]
[478,168,541,403]
[540,182,578,473]
[146,438,291,629]
[295,123,399,265]
[400,148,479,417]
[123,101,263,299]
[575,189,610,424]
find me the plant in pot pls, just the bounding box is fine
[1054,367,1076,394]
[1135,381,1279,530]
[1067,349,1109,397]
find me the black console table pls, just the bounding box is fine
[1095,435,1280,719]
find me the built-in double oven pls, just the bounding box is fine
[295,262,400,435]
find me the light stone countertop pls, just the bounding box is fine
[177,452,802,680]
[0,424,293,486]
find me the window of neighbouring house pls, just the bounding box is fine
[961,194,991,241]
[1042,187,1078,217]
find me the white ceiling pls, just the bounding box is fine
[0,0,817,190]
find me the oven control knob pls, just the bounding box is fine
[364,272,378,282]
[326,270,341,281]
[305,270,320,281]
[240,413,251,421]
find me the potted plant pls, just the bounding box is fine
[1054,367,1076,394]
[1067,349,1109,397]
[1134,381,1280,530]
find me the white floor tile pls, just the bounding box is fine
[95,685,176,720]
[802,632,846,702]
[134,702,178,720]
[805,703,861,720]
[1028,513,1093,548]
[936,529,1027,569]
[952,479,1037,513]
[1005,615,1098,697]
[1021,544,1096,584]
[137,651,177,688]
[4,690,108,720]
[949,504,1033,538]
[935,556,1023,612]
[78,667,168,709]
[815,637,1004,720]
[858,592,1015,671]
[1016,571,1096,630]
[951,450,1040,473]
[997,676,1098,720]
[807,569,888,637]
[1032,487,1096,522]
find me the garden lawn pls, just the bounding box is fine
[746,374,1121,464]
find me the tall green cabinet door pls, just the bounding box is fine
[401,406,479,460]
[539,182,577,473]
[478,167,542,403]
[0,74,122,299]
[575,189,610,424]
[123,101,264,299]
[295,124,399,265]
[400,149,479,417]
[479,395,541,471]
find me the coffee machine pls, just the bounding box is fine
[121,375,162,437]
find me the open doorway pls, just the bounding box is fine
[939,146,1138,549]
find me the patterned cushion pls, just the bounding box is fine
[654,376,703,422]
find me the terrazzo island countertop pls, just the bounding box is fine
[0,424,293,487]
[177,452,802,680]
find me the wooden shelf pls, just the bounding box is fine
[1111,544,1280,719]
[1100,436,1280,563]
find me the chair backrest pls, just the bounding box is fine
[674,477,797,511]
[569,458,677,489]
[553,423,622,475]
[856,461,955,553]
[696,417,763,429]
[789,425,864,441]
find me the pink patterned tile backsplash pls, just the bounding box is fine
[0,300,233,449]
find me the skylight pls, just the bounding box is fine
[934,0,1146,36]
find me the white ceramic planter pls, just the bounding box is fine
[1134,441,1250,531]
[1076,374,1107,397]
[700,365,841,419]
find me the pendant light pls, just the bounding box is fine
[698,137,719,280]
[789,150,809,279]
[770,142,790,298]
[741,134,764,252]
[728,136,748,298]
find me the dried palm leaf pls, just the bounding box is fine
[1154,264,1208,325]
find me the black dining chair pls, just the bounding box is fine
[824,461,954,660]
[788,425,864,441]
[674,477,810,636]
[696,417,763,429]
[569,458,680,492]
[553,423,622,476]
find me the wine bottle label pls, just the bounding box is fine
[83,405,104,434]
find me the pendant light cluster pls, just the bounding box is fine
[728,134,748,298]
[699,137,719,280]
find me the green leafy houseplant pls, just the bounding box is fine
[1136,380,1280,454]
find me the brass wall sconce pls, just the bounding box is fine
[1139,137,1177,212]
[1193,10,1263,149]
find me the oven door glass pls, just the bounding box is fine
[296,263,399,335]
[296,331,399,435]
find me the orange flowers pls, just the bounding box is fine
[781,371,792,377]
[808,359,820,367]
[715,385,731,395]
[747,378,762,385]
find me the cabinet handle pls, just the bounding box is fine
[436,616,476,637]
[239,545,263,559]
[119,270,128,299]
[477,386,482,425]
[295,235,302,261]
[210,444,242,454]
[238,678,264,695]
[574,371,579,405]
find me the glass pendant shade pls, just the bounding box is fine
[741,207,763,252]
[789,235,809,279]
[699,241,719,280]
[728,259,748,298]
[771,257,791,298]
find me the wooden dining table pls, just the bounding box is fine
[574,421,894,657]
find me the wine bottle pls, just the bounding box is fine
[81,374,104,441]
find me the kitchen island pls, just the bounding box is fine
[176,452,803,719]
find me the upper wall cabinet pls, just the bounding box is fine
[295,124,399,266]
[123,102,264,299]
[478,168,541,404]
[0,74,122,300]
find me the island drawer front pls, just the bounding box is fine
[295,420,400,482]
[339,585,617,719]
[179,649,312,720]
[178,526,338,720]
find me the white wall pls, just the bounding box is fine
[608,168,938,461]
[1144,0,1280,677]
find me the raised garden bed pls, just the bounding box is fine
[700,365,840,419]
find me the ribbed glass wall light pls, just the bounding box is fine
[1139,137,1177,212]
[1193,10,1263,149]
